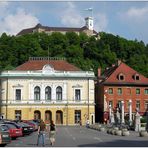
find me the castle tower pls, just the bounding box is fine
[85,17,93,30]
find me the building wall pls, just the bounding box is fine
[0,77,95,125]
[104,86,148,113]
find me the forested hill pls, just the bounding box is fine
[0,31,148,77]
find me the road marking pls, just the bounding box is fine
[94,137,103,142]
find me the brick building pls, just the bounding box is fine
[95,60,148,123]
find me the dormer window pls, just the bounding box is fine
[118,73,125,81]
[134,74,140,80]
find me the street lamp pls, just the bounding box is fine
[129,99,132,126]
[109,104,112,123]
[121,101,125,124]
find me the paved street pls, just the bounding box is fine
[6,126,148,147]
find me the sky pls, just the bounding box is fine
[0,1,148,44]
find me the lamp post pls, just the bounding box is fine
[129,99,132,126]
[109,104,112,123]
[121,101,125,124]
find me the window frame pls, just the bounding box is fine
[75,110,81,124]
[45,86,51,101]
[145,89,148,95]
[118,88,122,95]
[144,101,148,109]
[34,86,40,101]
[136,100,140,110]
[56,86,62,101]
[108,88,113,94]
[136,88,140,95]
[75,89,81,101]
[15,89,21,101]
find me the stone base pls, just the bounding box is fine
[122,130,130,136]
[139,131,148,137]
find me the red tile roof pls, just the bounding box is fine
[15,59,81,71]
[101,62,148,85]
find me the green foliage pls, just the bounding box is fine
[140,116,147,123]
[0,31,147,77]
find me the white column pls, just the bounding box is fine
[52,84,56,101]
[109,104,112,123]
[121,101,125,124]
[129,99,132,125]
[41,84,45,101]
[63,82,67,101]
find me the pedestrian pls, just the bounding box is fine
[79,120,82,126]
[37,119,46,146]
[49,120,56,146]
[86,119,90,128]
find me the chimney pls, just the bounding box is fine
[117,60,122,66]
[98,68,101,77]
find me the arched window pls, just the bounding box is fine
[45,86,51,100]
[118,73,125,81]
[34,86,40,101]
[134,74,140,80]
[56,86,62,101]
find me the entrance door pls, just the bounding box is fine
[56,111,63,124]
[45,111,52,123]
[34,110,41,120]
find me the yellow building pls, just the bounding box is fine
[0,57,95,125]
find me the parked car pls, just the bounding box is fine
[16,122,34,135]
[4,123,23,139]
[0,124,11,146]
[22,120,38,131]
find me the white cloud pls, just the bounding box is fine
[60,2,108,32]
[119,6,148,23]
[94,13,108,32]
[60,2,84,27]
[0,7,39,35]
[118,6,148,43]
[0,1,9,16]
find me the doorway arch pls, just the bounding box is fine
[34,110,41,120]
[56,110,63,124]
[45,110,52,123]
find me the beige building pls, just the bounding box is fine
[0,57,95,125]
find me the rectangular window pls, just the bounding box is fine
[108,88,113,94]
[109,100,113,108]
[118,100,122,110]
[15,110,21,120]
[136,88,140,95]
[126,100,129,109]
[75,110,81,124]
[136,100,140,110]
[16,89,21,100]
[145,101,148,109]
[127,88,131,95]
[118,88,122,95]
[145,89,148,95]
[75,89,81,101]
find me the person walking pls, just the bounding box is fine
[49,120,56,146]
[37,119,46,146]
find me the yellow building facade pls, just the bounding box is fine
[0,57,95,125]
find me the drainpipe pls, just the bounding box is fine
[6,78,8,119]
[88,78,90,120]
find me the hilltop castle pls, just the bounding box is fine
[17,17,98,37]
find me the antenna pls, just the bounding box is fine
[84,7,93,18]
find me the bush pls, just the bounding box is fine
[140,116,147,123]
